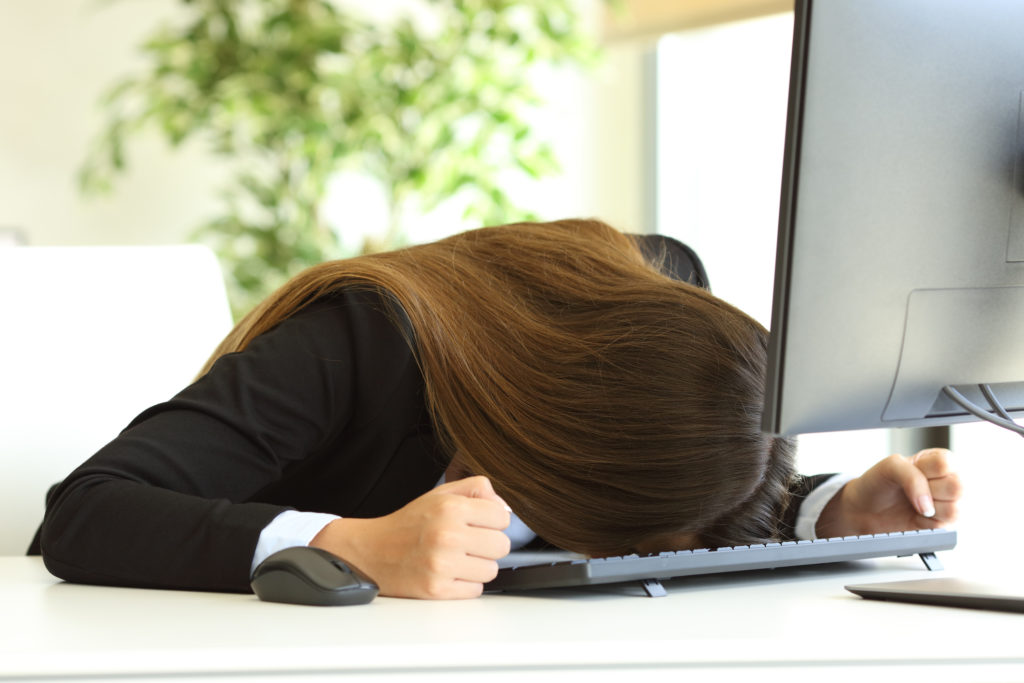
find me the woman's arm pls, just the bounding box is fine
[814,448,961,538]
[40,292,424,592]
[780,449,961,540]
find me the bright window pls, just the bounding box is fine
[653,13,890,475]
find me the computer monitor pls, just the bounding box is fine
[764,0,1024,437]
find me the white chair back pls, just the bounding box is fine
[0,245,233,555]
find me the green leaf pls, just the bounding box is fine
[81,0,611,317]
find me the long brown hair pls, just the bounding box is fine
[203,219,796,555]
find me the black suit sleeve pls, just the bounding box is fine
[39,290,422,592]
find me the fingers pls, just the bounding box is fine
[911,448,951,478]
[434,554,502,585]
[433,493,511,532]
[882,453,936,518]
[911,448,962,505]
[877,452,935,518]
[441,475,512,509]
[893,449,962,524]
[464,524,512,560]
[431,476,512,530]
[368,477,512,599]
[921,455,961,528]
[412,524,506,600]
[830,449,963,537]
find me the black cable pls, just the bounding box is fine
[942,385,1024,438]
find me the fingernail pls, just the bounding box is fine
[918,496,935,518]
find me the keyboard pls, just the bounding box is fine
[486,528,957,597]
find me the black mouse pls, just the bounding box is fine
[251,546,378,606]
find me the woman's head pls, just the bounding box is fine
[209,219,796,555]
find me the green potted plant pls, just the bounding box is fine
[79,0,600,316]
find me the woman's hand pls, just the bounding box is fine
[310,475,512,599]
[815,448,962,538]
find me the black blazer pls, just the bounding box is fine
[35,234,819,592]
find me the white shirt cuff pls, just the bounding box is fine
[794,473,857,540]
[250,510,341,577]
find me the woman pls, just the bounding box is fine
[37,219,960,599]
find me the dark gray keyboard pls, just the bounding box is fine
[487,528,957,597]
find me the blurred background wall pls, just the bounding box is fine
[0,0,648,249]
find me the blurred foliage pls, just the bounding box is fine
[80,0,603,317]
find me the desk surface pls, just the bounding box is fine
[2,552,1022,682]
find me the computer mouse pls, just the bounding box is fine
[251,546,379,606]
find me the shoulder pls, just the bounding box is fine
[201,287,419,418]
[261,286,413,358]
[262,286,417,380]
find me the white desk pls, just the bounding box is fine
[2,553,1022,682]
